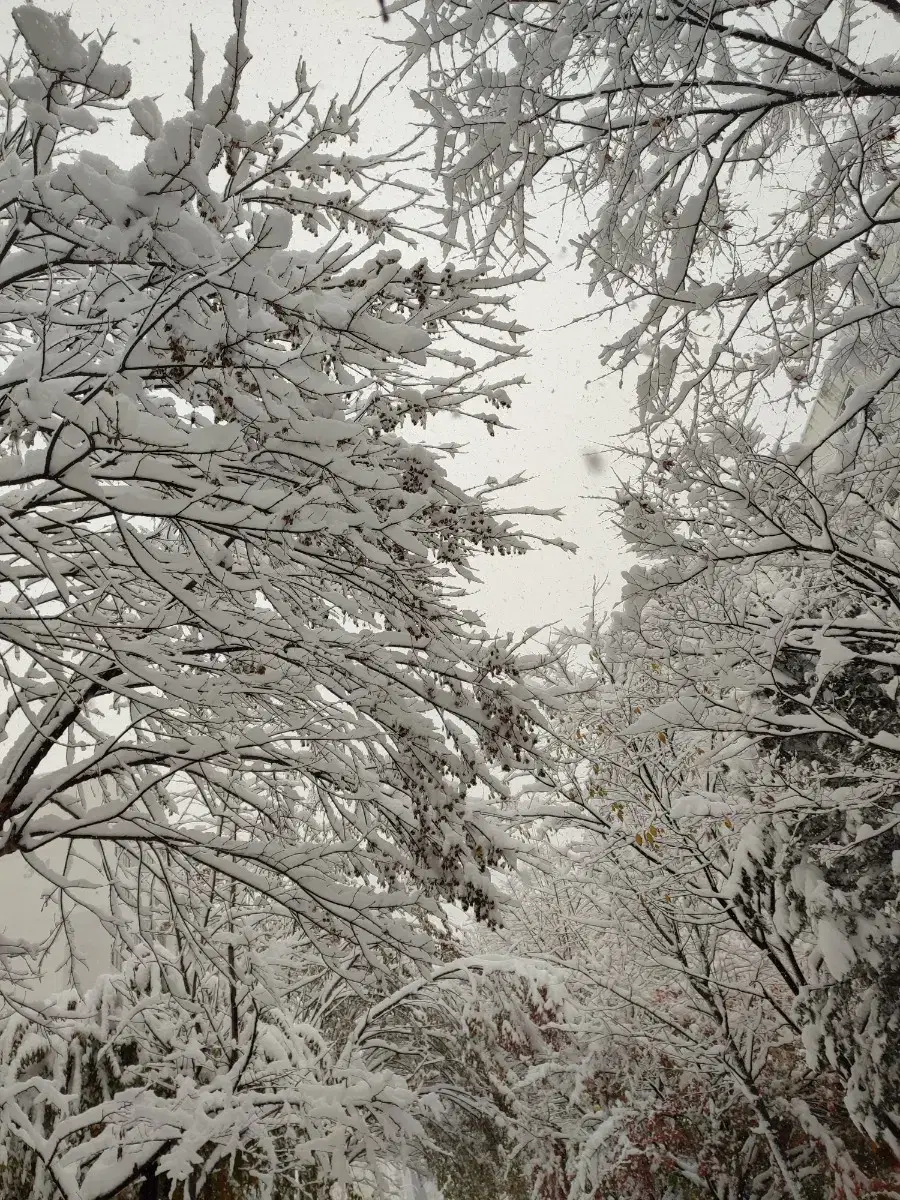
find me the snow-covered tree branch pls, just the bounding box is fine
[397,0,900,426]
[0,5,558,1194]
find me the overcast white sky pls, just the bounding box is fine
[0,0,634,636]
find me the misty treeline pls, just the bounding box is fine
[0,0,897,1196]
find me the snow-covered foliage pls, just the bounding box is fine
[448,507,900,1197]
[605,409,900,1150]
[5,0,900,1195]
[0,4,558,1194]
[0,858,532,1200]
[387,0,900,1189]
[489,397,900,1195]
[397,0,900,426]
[467,820,900,1200]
